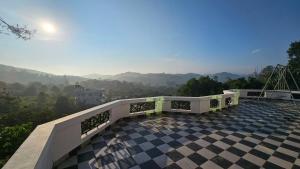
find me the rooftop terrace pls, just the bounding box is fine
[57,99,300,169]
[3,89,300,169]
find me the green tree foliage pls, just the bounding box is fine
[79,79,176,100]
[246,77,265,89]
[224,77,264,89]
[6,83,25,96]
[50,86,60,95]
[55,96,76,115]
[37,92,48,105]
[0,79,177,167]
[258,65,274,82]
[63,85,76,96]
[1,41,299,167]
[0,123,33,166]
[287,41,300,89]
[176,41,300,97]
[0,96,54,127]
[0,83,81,167]
[22,84,38,96]
[178,76,224,96]
[224,78,248,89]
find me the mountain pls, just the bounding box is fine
[84,72,245,86]
[84,72,202,86]
[83,74,113,79]
[209,72,244,82]
[0,64,87,85]
[0,64,245,86]
[112,72,202,86]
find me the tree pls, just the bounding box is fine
[23,85,38,96]
[178,78,200,96]
[245,77,264,89]
[287,41,300,61]
[0,81,7,96]
[55,96,76,115]
[224,78,248,89]
[50,86,60,95]
[7,83,25,96]
[178,76,224,96]
[223,77,264,89]
[37,92,48,109]
[63,85,76,96]
[0,96,21,115]
[287,41,300,89]
[0,17,35,40]
[258,65,274,83]
[0,123,33,167]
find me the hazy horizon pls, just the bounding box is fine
[1,63,248,77]
[1,0,300,75]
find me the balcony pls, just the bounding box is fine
[3,90,300,169]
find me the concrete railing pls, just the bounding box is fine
[226,89,300,100]
[3,91,239,169]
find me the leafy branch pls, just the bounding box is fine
[0,17,36,40]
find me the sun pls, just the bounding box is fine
[41,22,56,34]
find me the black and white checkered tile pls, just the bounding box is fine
[57,99,300,169]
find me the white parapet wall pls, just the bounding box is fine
[3,91,239,169]
[228,89,300,100]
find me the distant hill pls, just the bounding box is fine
[209,72,244,82]
[84,74,113,79]
[0,64,87,85]
[84,72,245,86]
[0,64,245,86]
[113,72,202,86]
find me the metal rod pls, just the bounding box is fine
[287,67,300,91]
[258,65,278,100]
[282,68,296,105]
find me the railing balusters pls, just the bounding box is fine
[210,99,219,108]
[81,110,110,134]
[225,97,232,106]
[171,100,191,110]
[130,102,155,113]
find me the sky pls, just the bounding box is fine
[0,0,300,76]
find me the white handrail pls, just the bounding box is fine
[3,92,239,169]
[228,89,300,100]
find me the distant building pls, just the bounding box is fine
[73,84,106,106]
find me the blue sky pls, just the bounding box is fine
[0,0,300,75]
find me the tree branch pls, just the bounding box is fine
[0,17,36,40]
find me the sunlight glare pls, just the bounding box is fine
[41,22,56,34]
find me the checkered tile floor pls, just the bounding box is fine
[57,99,300,169]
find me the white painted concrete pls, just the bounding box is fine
[227,89,300,100]
[3,92,240,169]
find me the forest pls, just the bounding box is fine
[178,41,300,97]
[0,80,176,166]
[0,41,299,167]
